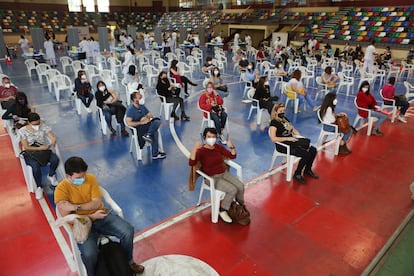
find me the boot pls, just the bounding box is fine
[181,112,190,121]
[121,128,129,136]
[170,112,179,120]
[338,144,351,155]
[109,126,116,134]
[344,143,352,153]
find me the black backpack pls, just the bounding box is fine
[95,238,133,276]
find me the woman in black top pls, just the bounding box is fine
[268,102,318,184]
[156,71,190,121]
[253,76,279,114]
[95,81,128,136]
[169,59,197,96]
[74,70,94,108]
[2,92,34,127]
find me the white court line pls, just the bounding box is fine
[38,197,77,272]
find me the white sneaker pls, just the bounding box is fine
[219,134,227,144]
[35,187,44,200]
[219,210,232,223]
[398,115,407,123]
[47,175,58,186]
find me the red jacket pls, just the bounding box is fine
[381,84,395,99]
[356,91,377,118]
[198,92,224,118]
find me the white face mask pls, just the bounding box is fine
[214,71,219,75]
[205,137,216,146]
[333,99,338,106]
[248,65,252,69]
[278,65,282,68]
[362,87,368,92]
[138,98,145,105]
[98,86,106,92]
[4,83,10,88]
[31,125,40,131]
[264,81,269,86]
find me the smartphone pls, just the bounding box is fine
[104,208,112,214]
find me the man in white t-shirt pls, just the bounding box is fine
[363,40,377,73]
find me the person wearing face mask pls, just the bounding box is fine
[189,127,246,223]
[253,76,279,114]
[199,82,228,142]
[209,67,228,96]
[19,112,59,199]
[286,69,318,112]
[245,62,259,87]
[321,66,338,93]
[382,77,409,123]
[256,47,267,62]
[122,46,135,78]
[202,56,215,77]
[319,93,353,154]
[238,53,249,72]
[126,91,166,159]
[74,70,94,110]
[156,71,190,121]
[95,81,129,136]
[274,61,289,82]
[169,59,198,97]
[356,81,387,136]
[54,156,145,275]
[0,76,19,109]
[2,91,35,127]
[269,103,318,184]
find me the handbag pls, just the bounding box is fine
[394,94,407,102]
[216,85,228,92]
[335,114,351,133]
[228,201,250,225]
[284,137,311,150]
[55,214,92,244]
[21,142,52,166]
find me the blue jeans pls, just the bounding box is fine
[210,111,227,135]
[77,213,135,276]
[297,94,315,109]
[136,119,161,156]
[23,152,59,187]
[78,93,94,107]
[103,105,126,129]
[323,124,352,142]
[373,111,387,130]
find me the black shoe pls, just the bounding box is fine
[294,174,306,184]
[184,91,190,96]
[109,127,116,134]
[191,83,198,86]
[121,129,129,136]
[304,170,319,179]
[171,113,179,120]
[181,114,190,121]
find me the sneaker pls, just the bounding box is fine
[219,210,233,223]
[219,134,227,144]
[152,152,166,159]
[121,129,129,137]
[47,175,58,186]
[129,262,145,274]
[371,129,384,136]
[35,187,44,200]
[398,115,407,123]
[109,127,117,134]
[142,134,153,144]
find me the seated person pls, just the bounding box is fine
[189,127,246,223]
[156,71,190,121]
[19,112,59,199]
[169,59,197,96]
[0,76,19,109]
[256,47,267,62]
[356,81,387,136]
[202,56,214,77]
[122,65,142,86]
[382,77,409,123]
[210,67,228,96]
[199,82,227,143]
[238,53,249,71]
[319,93,353,154]
[95,81,129,136]
[74,70,94,109]
[286,69,317,111]
[245,62,259,87]
[253,76,279,114]
[125,91,166,159]
[269,103,318,184]
[321,66,338,92]
[2,92,34,128]
[274,61,289,82]
[54,156,145,276]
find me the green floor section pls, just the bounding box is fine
[373,216,414,276]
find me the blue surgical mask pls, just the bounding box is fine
[73,177,85,185]
[18,100,26,105]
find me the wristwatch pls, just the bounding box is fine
[229,146,235,150]
[76,204,81,211]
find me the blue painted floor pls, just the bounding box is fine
[2,50,411,232]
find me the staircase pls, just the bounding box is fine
[315,7,352,40]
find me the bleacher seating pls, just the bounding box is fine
[158,11,220,32]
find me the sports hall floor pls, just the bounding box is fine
[1,48,414,275]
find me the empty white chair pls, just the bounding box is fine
[84,64,100,85]
[352,97,378,136]
[71,60,84,76]
[24,59,39,78]
[94,54,107,70]
[123,116,164,161]
[44,68,61,93]
[186,55,200,72]
[52,74,73,101]
[59,56,73,74]
[155,58,169,73]
[315,76,329,100]
[165,52,178,64]
[336,72,354,96]
[107,57,122,75]
[177,61,193,80]
[135,55,149,72]
[149,50,161,64]
[404,81,414,103]
[175,48,186,61]
[36,63,51,84]
[196,160,242,223]
[246,88,267,125]
[99,69,119,87]
[142,65,158,87]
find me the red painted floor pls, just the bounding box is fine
[1,120,414,275]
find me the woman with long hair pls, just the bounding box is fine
[74,70,94,109]
[286,69,317,111]
[169,59,197,96]
[319,93,353,154]
[253,76,279,114]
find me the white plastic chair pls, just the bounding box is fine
[149,50,161,64]
[240,73,254,99]
[94,54,107,70]
[99,69,119,87]
[196,160,243,223]
[379,89,397,123]
[156,91,178,121]
[142,65,158,87]
[315,76,329,100]
[59,56,73,74]
[165,53,178,64]
[71,61,84,76]
[44,68,61,93]
[175,48,186,61]
[336,72,354,96]
[177,61,193,80]
[52,74,73,101]
[284,83,300,114]
[246,88,267,125]
[55,186,123,276]
[107,57,122,75]
[36,63,51,84]
[135,55,149,72]
[97,106,120,135]
[268,130,300,182]
[186,55,200,72]
[84,64,100,85]
[154,58,169,74]
[316,109,341,155]
[24,59,39,78]
[352,97,378,136]
[124,116,164,161]
[198,101,215,133]
[404,81,414,103]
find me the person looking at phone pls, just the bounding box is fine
[54,156,145,276]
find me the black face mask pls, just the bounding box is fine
[278,113,285,118]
